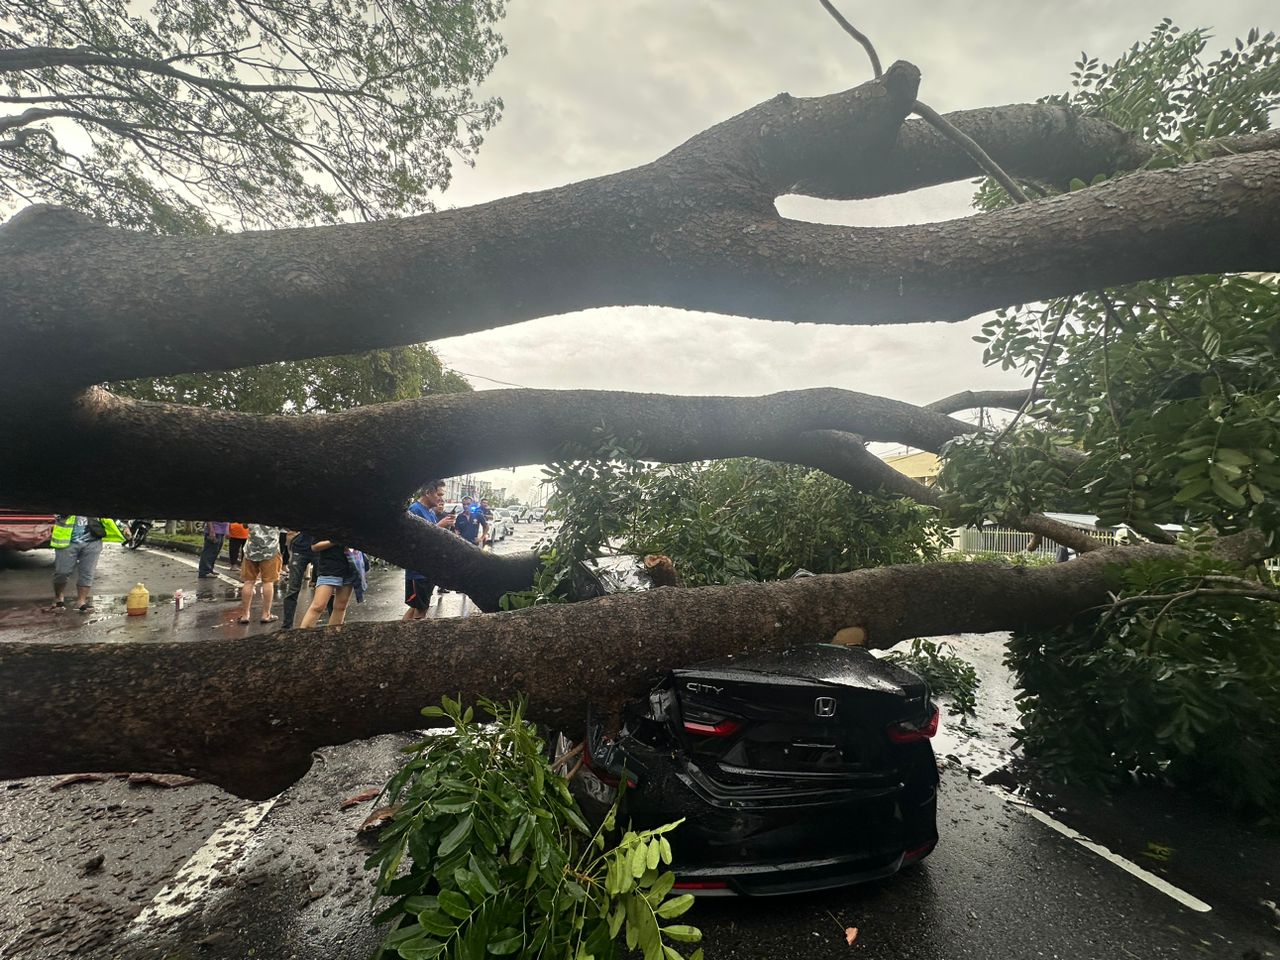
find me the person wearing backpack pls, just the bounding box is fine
[45,515,124,613]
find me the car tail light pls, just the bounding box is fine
[902,839,937,864]
[887,705,940,744]
[582,734,636,789]
[673,880,729,891]
[682,719,742,737]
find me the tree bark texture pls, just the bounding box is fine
[0,541,1184,799]
[1,55,1271,791]
[0,385,984,608]
[3,64,1279,393]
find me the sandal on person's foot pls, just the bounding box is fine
[77,603,95,613]
[237,616,251,624]
[260,614,279,624]
[44,600,65,612]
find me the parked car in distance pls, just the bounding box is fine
[487,509,512,541]
[0,509,55,550]
[570,643,940,896]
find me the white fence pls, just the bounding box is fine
[949,525,1119,558]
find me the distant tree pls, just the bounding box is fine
[110,344,471,414]
[1,0,503,406]
[0,0,508,230]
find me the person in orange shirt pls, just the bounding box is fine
[226,522,250,566]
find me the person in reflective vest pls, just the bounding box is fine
[47,515,124,613]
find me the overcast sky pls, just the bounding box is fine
[426,1,1274,498]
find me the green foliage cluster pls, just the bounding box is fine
[1006,556,1280,816]
[884,639,979,717]
[1,0,508,231]
[110,343,471,414]
[937,551,1056,568]
[503,433,948,608]
[946,23,1280,545]
[943,24,1280,811]
[368,698,702,960]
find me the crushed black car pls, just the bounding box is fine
[570,643,940,896]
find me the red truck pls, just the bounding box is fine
[0,509,55,551]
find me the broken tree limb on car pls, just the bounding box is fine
[0,540,1198,799]
[1,35,1275,802]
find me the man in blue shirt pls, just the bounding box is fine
[452,495,489,546]
[402,480,454,621]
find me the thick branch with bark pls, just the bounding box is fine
[0,540,1189,799]
[4,64,1280,393]
[927,388,1038,414]
[0,385,983,607]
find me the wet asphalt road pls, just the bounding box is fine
[1,531,1277,959]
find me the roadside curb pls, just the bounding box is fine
[145,537,204,557]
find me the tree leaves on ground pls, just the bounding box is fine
[367,697,703,960]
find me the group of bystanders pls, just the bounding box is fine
[41,484,493,627]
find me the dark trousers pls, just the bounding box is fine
[198,534,224,576]
[282,550,313,628]
[227,536,246,565]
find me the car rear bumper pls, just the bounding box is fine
[674,848,909,896]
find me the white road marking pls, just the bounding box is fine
[139,544,241,587]
[128,797,277,927]
[1003,795,1212,913]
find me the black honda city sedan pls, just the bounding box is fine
[571,643,940,896]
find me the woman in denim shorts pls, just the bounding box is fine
[299,538,355,627]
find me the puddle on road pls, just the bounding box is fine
[0,587,244,638]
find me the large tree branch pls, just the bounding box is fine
[798,429,1104,554]
[0,540,1194,799]
[0,384,976,515]
[0,385,979,608]
[4,63,1279,390]
[927,388,1037,414]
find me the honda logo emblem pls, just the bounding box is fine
[814,696,837,718]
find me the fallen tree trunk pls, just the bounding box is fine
[0,542,1185,799]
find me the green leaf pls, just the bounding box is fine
[631,842,649,879]
[453,866,485,905]
[403,896,439,915]
[438,815,473,857]
[1215,447,1252,466]
[1210,474,1248,508]
[660,925,703,943]
[417,911,458,938]
[398,939,445,960]
[383,922,426,946]
[646,840,661,871]
[437,889,472,921]
[488,933,524,955]
[509,814,533,859]
[467,853,499,895]
[1173,478,1212,502]
[646,871,675,905]
[655,894,694,919]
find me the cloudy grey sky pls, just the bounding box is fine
[427,1,1274,498]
